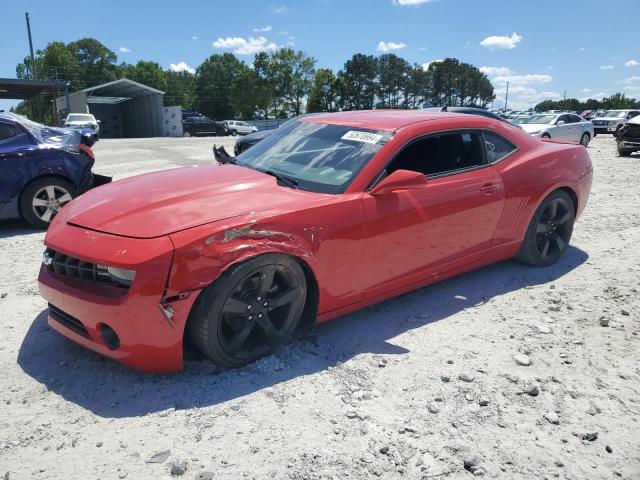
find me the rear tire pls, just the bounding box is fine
[183,131,192,137]
[516,190,575,267]
[20,177,77,229]
[188,254,307,369]
[230,130,238,137]
[541,133,551,139]
[579,132,590,147]
[617,143,633,157]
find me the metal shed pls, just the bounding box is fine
[55,78,164,138]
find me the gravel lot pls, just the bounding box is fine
[1,135,639,479]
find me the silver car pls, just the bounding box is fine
[592,109,640,137]
[519,113,594,146]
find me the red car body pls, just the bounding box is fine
[38,111,593,373]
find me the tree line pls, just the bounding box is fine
[15,37,498,124]
[535,93,640,113]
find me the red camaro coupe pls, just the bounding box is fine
[38,111,592,373]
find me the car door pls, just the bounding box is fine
[0,121,35,202]
[553,115,571,140]
[359,130,506,298]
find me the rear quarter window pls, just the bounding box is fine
[483,131,517,163]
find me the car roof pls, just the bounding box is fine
[302,110,460,131]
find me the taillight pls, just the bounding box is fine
[78,143,95,159]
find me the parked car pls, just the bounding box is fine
[234,129,273,155]
[591,109,640,137]
[182,116,228,137]
[181,108,203,121]
[64,113,100,138]
[0,112,109,228]
[38,110,592,372]
[224,120,258,136]
[519,113,594,146]
[616,115,640,156]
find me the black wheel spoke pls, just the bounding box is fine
[256,312,281,346]
[555,211,571,225]
[552,232,566,251]
[547,199,558,219]
[536,222,548,235]
[222,295,250,315]
[226,321,254,354]
[258,266,277,296]
[540,239,551,259]
[268,286,299,308]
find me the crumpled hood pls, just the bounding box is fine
[63,164,315,238]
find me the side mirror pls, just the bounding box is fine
[369,169,427,196]
[557,120,565,125]
[96,119,101,124]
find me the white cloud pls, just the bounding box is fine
[579,92,608,102]
[212,36,278,55]
[493,73,553,85]
[272,5,288,13]
[421,59,443,71]
[579,47,587,52]
[479,32,523,50]
[119,47,131,53]
[625,59,639,67]
[392,0,434,5]
[479,66,513,77]
[253,25,272,32]
[169,61,195,74]
[600,65,614,70]
[581,88,591,93]
[377,41,407,52]
[620,76,640,96]
[192,36,198,40]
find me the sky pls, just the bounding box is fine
[1,0,640,112]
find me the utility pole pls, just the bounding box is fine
[504,81,509,112]
[563,89,567,101]
[25,12,36,79]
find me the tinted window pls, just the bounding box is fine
[0,122,18,141]
[628,111,639,119]
[483,131,517,163]
[387,131,485,177]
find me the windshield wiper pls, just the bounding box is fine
[263,170,298,189]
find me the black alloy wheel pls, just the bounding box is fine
[188,254,307,368]
[516,190,575,267]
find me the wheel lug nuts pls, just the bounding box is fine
[248,315,253,320]
[258,313,263,319]
[257,296,262,301]
[247,305,252,310]
[263,302,268,307]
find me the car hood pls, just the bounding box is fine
[63,164,318,238]
[66,121,96,126]
[593,117,622,122]
[520,123,550,133]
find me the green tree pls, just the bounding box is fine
[426,58,494,107]
[307,68,339,112]
[376,54,411,109]
[122,61,167,92]
[164,70,196,109]
[66,38,120,88]
[403,64,429,109]
[337,54,378,110]
[196,53,246,119]
[230,66,271,118]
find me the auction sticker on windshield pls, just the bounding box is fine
[341,131,383,144]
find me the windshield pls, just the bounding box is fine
[602,111,627,118]
[524,114,556,124]
[67,114,93,122]
[235,120,391,194]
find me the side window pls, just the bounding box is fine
[0,122,18,141]
[566,115,579,124]
[628,111,639,119]
[483,131,517,163]
[558,115,570,124]
[387,131,486,177]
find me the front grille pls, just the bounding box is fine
[44,249,128,289]
[49,304,90,338]
[593,120,606,126]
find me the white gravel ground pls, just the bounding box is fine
[0,135,639,480]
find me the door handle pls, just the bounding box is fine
[481,183,498,194]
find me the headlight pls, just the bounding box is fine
[101,265,136,287]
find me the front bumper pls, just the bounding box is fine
[37,220,199,373]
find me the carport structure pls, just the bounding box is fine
[0,77,70,124]
[55,78,164,138]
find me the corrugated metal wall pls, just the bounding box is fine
[121,94,163,138]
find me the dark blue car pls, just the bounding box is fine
[0,112,103,228]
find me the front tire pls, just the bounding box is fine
[230,130,238,137]
[188,254,307,369]
[183,130,192,137]
[516,190,575,267]
[20,177,76,229]
[617,143,633,156]
[541,133,551,139]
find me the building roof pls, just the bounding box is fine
[80,78,164,104]
[0,78,68,100]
